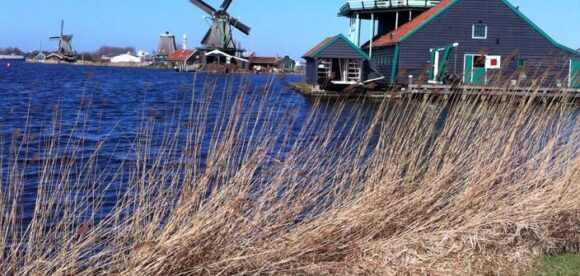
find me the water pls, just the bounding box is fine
[4,62,576,230]
[0,61,381,223]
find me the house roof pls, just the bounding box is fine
[303,34,370,59]
[367,0,456,48]
[303,36,336,58]
[205,49,249,63]
[166,49,196,62]
[249,55,279,64]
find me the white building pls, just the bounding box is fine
[110,52,142,63]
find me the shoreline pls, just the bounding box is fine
[23,59,305,77]
[25,59,160,69]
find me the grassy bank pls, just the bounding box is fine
[0,75,579,275]
[534,254,580,275]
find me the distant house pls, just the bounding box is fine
[32,53,47,63]
[249,54,279,72]
[277,55,296,72]
[166,49,203,72]
[204,49,249,71]
[306,0,579,88]
[303,34,383,86]
[137,50,152,62]
[110,52,142,63]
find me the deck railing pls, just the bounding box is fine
[339,0,440,15]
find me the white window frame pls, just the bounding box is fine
[472,24,488,39]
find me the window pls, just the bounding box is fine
[474,55,486,68]
[517,58,526,68]
[472,24,487,39]
[373,56,393,66]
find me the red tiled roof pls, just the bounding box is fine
[366,0,455,48]
[166,49,195,61]
[303,36,336,58]
[249,56,279,64]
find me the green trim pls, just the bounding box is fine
[428,48,436,80]
[310,34,370,60]
[517,58,527,68]
[571,59,580,88]
[400,0,460,43]
[437,44,455,81]
[502,0,578,55]
[390,43,400,84]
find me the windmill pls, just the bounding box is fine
[49,20,76,61]
[189,0,251,55]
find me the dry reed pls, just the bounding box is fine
[0,73,578,275]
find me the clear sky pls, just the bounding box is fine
[1,0,578,60]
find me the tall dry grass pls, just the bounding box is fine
[0,74,579,275]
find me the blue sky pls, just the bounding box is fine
[1,0,578,60]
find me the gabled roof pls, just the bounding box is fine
[366,0,579,55]
[303,34,370,59]
[166,49,196,62]
[367,0,456,47]
[303,36,335,58]
[499,0,578,55]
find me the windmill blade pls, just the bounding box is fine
[220,0,233,11]
[49,36,61,40]
[229,19,251,35]
[60,20,64,36]
[189,0,216,15]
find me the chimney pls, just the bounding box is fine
[183,34,188,50]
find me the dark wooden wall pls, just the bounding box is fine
[370,46,396,84]
[394,0,577,85]
[305,58,318,84]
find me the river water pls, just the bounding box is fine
[0,61,382,224]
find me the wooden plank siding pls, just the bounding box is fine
[305,59,318,84]
[370,46,396,84]
[394,0,578,85]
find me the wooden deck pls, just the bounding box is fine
[289,83,580,101]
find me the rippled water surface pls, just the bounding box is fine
[0,61,381,222]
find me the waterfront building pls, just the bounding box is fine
[110,52,142,63]
[305,0,580,88]
[277,56,297,72]
[249,54,279,72]
[303,34,382,86]
[204,49,249,71]
[166,49,204,72]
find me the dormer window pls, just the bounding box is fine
[472,24,488,39]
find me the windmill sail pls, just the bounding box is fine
[49,20,76,60]
[189,0,216,15]
[229,18,250,35]
[189,0,251,53]
[220,0,233,10]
